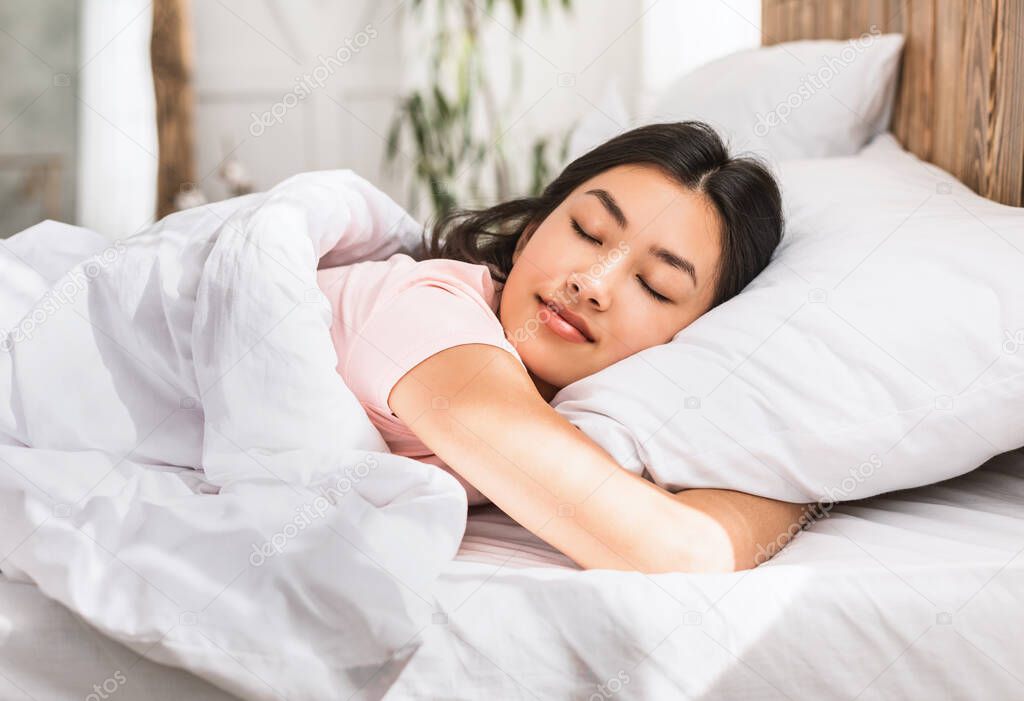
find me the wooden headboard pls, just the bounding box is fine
[762,0,1024,207]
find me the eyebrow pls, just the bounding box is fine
[585,189,628,229]
[650,244,698,287]
[585,188,698,287]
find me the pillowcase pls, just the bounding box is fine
[568,32,905,166]
[551,133,1024,503]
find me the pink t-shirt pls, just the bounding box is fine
[316,252,524,506]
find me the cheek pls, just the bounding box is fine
[507,262,546,311]
[501,271,538,331]
[518,231,566,274]
[504,268,530,308]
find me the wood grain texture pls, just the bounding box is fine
[151,0,196,220]
[762,0,1024,207]
[987,0,1024,204]
[959,0,995,196]
[930,0,966,176]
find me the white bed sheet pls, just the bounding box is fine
[3,446,1023,700]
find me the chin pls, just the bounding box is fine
[533,359,585,391]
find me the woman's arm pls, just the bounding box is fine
[389,343,811,573]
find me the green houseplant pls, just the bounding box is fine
[385,0,576,220]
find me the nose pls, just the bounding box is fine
[567,269,611,311]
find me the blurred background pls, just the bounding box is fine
[0,0,761,240]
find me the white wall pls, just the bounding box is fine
[638,0,762,117]
[71,0,763,232]
[188,0,648,219]
[76,0,158,239]
[563,1,764,166]
[190,1,401,208]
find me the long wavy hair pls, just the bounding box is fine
[419,121,784,310]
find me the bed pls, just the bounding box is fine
[3,1,1024,699]
[2,444,1024,699]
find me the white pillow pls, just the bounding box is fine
[552,133,1024,503]
[570,33,905,167]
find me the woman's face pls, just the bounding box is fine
[498,164,722,401]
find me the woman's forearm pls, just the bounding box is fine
[390,344,737,573]
[458,400,735,572]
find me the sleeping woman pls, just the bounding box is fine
[317,121,812,574]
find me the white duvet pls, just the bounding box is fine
[0,171,471,701]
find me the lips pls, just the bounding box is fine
[539,296,595,342]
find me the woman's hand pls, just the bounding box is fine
[389,343,811,573]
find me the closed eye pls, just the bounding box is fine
[570,218,600,245]
[637,275,670,303]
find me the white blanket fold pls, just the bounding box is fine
[0,171,467,701]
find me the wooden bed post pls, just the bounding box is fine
[151,0,196,220]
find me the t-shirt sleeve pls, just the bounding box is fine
[343,281,520,417]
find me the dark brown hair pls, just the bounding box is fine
[419,121,784,310]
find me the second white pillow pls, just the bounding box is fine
[569,32,906,167]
